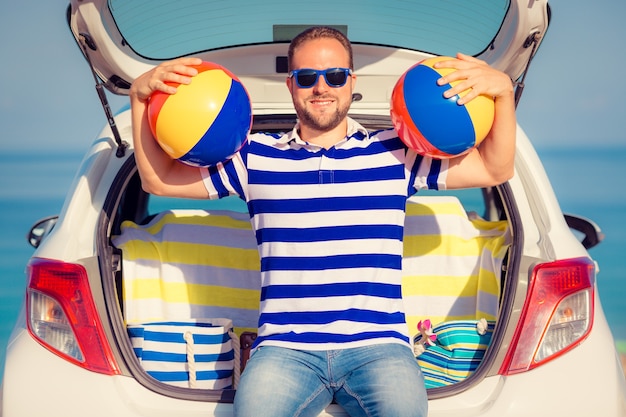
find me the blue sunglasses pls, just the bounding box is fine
[288,68,353,88]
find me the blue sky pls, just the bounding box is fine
[1,0,625,152]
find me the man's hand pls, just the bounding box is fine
[130,57,204,102]
[433,53,514,106]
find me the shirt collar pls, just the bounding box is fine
[276,116,370,145]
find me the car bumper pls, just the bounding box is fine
[3,319,625,417]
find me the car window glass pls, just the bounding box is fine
[148,195,248,215]
[107,0,509,59]
[416,188,487,219]
[148,191,487,220]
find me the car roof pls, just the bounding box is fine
[68,0,550,112]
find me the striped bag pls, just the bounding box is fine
[127,318,240,389]
[414,319,495,388]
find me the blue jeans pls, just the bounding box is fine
[233,344,428,417]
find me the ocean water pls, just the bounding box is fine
[1,146,625,379]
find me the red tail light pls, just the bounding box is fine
[500,257,595,375]
[26,258,120,375]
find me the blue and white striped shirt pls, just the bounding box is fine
[202,118,447,350]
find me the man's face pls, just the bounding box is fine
[286,37,355,134]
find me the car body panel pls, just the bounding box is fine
[3,293,624,416]
[68,0,549,97]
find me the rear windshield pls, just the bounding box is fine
[107,0,509,60]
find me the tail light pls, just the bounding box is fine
[26,258,120,375]
[500,257,595,375]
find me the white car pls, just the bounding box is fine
[2,0,625,416]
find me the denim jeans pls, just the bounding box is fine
[233,343,428,417]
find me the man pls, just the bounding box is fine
[130,26,515,417]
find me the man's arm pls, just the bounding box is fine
[436,54,517,189]
[129,57,210,199]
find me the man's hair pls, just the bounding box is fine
[287,26,354,71]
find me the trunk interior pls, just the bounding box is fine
[98,116,519,402]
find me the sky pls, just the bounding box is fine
[1,0,625,153]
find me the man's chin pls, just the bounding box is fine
[299,110,348,132]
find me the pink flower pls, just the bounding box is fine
[417,319,437,347]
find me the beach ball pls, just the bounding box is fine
[390,56,495,159]
[148,61,252,167]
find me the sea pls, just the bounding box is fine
[1,146,625,379]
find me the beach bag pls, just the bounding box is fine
[414,319,495,388]
[128,318,240,389]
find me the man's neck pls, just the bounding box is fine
[299,119,349,149]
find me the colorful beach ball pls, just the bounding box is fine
[390,56,495,159]
[147,61,252,167]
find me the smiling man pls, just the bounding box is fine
[129,25,515,417]
[286,29,355,148]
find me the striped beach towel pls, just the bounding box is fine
[402,196,510,339]
[111,209,261,335]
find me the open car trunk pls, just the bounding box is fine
[68,0,545,406]
[97,115,521,402]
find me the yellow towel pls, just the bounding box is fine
[112,197,510,340]
[111,209,261,335]
[402,196,510,339]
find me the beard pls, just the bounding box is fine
[295,94,351,132]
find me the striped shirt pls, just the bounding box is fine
[201,117,448,350]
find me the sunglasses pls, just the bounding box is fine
[288,68,353,88]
